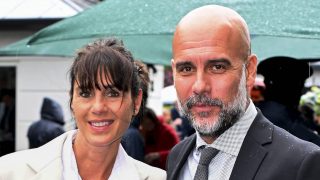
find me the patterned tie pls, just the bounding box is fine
[194,147,219,180]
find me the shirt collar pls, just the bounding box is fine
[62,130,141,180]
[196,100,257,156]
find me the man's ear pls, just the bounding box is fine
[171,58,176,87]
[134,89,143,116]
[246,54,258,91]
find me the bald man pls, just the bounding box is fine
[166,5,320,180]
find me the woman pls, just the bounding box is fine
[0,38,166,180]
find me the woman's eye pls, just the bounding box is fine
[105,89,121,97]
[79,91,92,98]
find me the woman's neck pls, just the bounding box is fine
[73,134,120,180]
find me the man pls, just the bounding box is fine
[166,5,320,180]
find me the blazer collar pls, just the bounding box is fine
[230,109,273,180]
[171,134,196,180]
[27,132,70,179]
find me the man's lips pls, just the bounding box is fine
[191,104,214,112]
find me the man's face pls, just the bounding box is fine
[172,20,255,140]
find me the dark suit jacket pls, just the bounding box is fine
[166,110,320,180]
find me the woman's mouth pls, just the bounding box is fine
[90,121,113,127]
[89,120,114,132]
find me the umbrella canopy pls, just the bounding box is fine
[1,0,320,65]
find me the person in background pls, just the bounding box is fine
[299,86,320,134]
[139,107,179,170]
[166,5,320,180]
[121,60,149,161]
[0,89,15,156]
[250,76,265,105]
[0,37,165,180]
[27,97,65,148]
[171,101,195,140]
[257,56,320,146]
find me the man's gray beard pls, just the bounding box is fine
[177,66,248,137]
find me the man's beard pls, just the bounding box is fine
[178,66,248,138]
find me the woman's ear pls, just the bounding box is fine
[134,89,143,116]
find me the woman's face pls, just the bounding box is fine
[71,74,142,147]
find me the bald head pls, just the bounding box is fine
[173,5,251,61]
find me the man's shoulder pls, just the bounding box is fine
[272,123,320,153]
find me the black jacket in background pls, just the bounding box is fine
[27,97,65,148]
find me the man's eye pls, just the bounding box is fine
[209,64,227,73]
[79,91,92,98]
[177,66,194,74]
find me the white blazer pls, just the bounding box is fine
[0,131,166,180]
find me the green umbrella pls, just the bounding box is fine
[1,0,320,65]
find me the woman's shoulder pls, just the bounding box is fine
[129,157,166,180]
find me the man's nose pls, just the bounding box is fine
[192,72,210,95]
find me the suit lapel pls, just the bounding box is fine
[171,134,196,180]
[230,110,273,180]
[27,132,69,180]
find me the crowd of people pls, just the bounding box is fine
[1,4,320,180]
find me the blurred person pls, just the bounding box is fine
[250,76,265,105]
[0,89,15,156]
[162,108,172,124]
[27,97,65,148]
[257,56,320,146]
[139,107,179,170]
[299,86,320,134]
[0,38,165,179]
[171,101,195,140]
[166,5,320,180]
[121,60,149,161]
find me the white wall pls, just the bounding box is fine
[147,65,164,116]
[0,56,72,151]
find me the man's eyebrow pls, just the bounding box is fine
[205,58,231,66]
[175,61,195,69]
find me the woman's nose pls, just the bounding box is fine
[92,96,107,115]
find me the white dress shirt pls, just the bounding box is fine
[62,130,141,180]
[179,101,257,180]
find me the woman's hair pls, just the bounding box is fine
[134,60,150,120]
[69,37,144,115]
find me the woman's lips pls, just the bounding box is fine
[89,120,114,132]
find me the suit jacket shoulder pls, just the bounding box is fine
[230,110,320,180]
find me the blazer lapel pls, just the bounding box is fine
[170,134,196,180]
[230,110,273,180]
[27,132,69,180]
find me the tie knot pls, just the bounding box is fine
[199,147,219,166]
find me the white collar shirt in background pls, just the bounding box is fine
[179,101,257,180]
